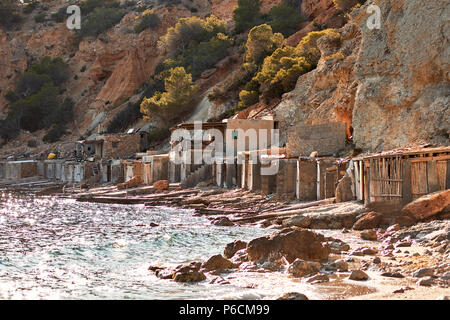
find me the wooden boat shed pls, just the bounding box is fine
[352,146,450,206]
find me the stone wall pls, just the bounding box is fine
[286,122,347,157]
[103,134,144,160]
[296,159,317,201]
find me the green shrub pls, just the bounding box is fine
[332,0,366,11]
[178,33,233,79]
[79,0,115,15]
[236,29,336,107]
[147,127,171,144]
[158,15,232,80]
[27,139,38,148]
[34,12,46,23]
[295,29,340,67]
[233,0,263,34]
[16,73,53,98]
[51,6,67,23]
[268,4,304,37]
[140,67,197,123]
[0,57,73,143]
[22,1,39,14]
[29,56,69,86]
[163,15,227,55]
[107,101,141,134]
[0,0,22,27]
[245,24,284,64]
[5,90,19,103]
[238,90,259,108]
[208,62,257,103]
[75,3,124,40]
[43,124,67,143]
[255,46,312,102]
[134,10,160,33]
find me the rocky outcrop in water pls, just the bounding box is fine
[246,227,330,263]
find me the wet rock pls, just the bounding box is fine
[196,181,210,188]
[350,247,378,256]
[395,215,417,227]
[305,273,330,284]
[353,212,383,230]
[393,286,413,294]
[386,224,401,233]
[277,292,309,300]
[260,259,286,272]
[349,270,369,281]
[288,259,321,278]
[413,268,434,278]
[173,270,206,283]
[212,217,235,227]
[153,180,169,193]
[325,239,351,254]
[202,254,237,271]
[246,227,330,263]
[224,240,248,259]
[361,230,378,241]
[155,269,176,280]
[416,276,434,287]
[283,215,311,228]
[401,189,450,221]
[210,277,230,285]
[326,259,348,272]
[381,272,405,278]
[440,272,450,281]
[149,222,159,227]
[230,249,248,264]
[372,257,381,264]
[395,240,412,248]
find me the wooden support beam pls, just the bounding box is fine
[427,160,439,193]
[402,160,412,205]
[447,160,450,190]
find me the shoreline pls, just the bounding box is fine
[1,180,449,300]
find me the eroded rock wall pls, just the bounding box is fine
[351,0,450,150]
[275,0,449,151]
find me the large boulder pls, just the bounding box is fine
[401,189,450,221]
[277,292,309,300]
[153,180,169,193]
[246,228,330,263]
[335,174,354,203]
[202,254,237,271]
[224,240,247,259]
[173,270,206,283]
[288,259,321,278]
[353,211,383,230]
[117,176,142,190]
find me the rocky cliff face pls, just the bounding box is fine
[275,22,361,144]
[275,0,450,151]
[351,0,450,150]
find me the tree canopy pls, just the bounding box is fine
[140,67,197,123]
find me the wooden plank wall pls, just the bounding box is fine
[369,157,403,202]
